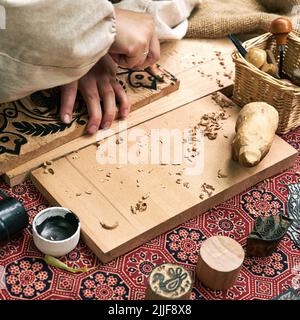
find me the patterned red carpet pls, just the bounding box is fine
[0,129,300,300]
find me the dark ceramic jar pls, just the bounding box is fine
[0,191,29,242]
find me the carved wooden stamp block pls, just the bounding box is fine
[145,263,193,300]
[0,65,179,174]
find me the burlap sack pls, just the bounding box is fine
[186,0,300,38]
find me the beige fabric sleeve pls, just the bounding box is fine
[0,0,116,103]
[114,0,201,39]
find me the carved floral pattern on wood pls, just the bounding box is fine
[0,66,177,157]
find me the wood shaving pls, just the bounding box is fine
[142,193,150,200]
[217,169,228,179]
[197,109,230,140]
[131,205,136,214]
[48,168,55,175]
[100,221,119,230]
[42,160,55,175]
[183,182,190,189]
[201,183,215,198]
[176,179,182,184]
[116,137,124,145]
[131,197,148,214]
[211,92,234,108]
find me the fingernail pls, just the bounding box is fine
[88,125,98,134]
[63,114,71,124]
[102,122,111,130]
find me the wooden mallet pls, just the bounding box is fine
[270,17,292,78]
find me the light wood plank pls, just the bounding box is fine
[5,47,235,186]
[31,94,297,262]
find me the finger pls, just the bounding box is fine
[98,80,117,129]
[119,40,150,69]
[79,79,102,134]
[143,34,160,68]
[112,81,130,118]
[110,53,121,66]
[60,81,78,124]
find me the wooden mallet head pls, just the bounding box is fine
[270,17,292,46]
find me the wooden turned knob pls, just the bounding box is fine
[196,236,245,290]
[270,18,292,46]
[145,263,193,300]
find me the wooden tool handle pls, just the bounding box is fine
[270,18,292,46]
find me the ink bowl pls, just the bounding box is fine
[32,207,80,257]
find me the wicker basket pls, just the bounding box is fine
[232,32,300,134]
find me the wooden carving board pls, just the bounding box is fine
[31,94,297,263]
[0,66,179,174]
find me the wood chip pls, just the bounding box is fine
[142,193,150,200]
[217,169,228,179]
[130,205,136,214]
[100,221,119,230]
[48,168,55,175]
[183,182,190,189]
[201,183,215,198]
[176,179,182,184]
[116,137,124,145]
[76,193,82,197]
[131,202,146,214]
[85,191,92,195]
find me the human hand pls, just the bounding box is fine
[60,54,130,134]
[109,8,160,69]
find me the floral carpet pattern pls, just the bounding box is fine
[0,128,300,300]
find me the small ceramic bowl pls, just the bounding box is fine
[32,207,80,257]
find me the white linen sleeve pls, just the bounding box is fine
[114,0,201,40]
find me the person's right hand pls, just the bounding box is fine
[109,8,160,70]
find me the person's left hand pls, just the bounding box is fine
[60,54,130,135]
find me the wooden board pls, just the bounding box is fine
[4,38,236,186]
[0,66,179,175]
[31,93,297,263]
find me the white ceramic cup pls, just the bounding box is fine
[32,207,80,257]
